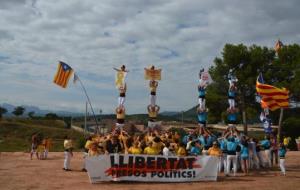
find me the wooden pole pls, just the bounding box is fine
[278,108,284,142]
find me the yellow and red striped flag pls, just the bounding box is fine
[53,61,73,88]
[256,73,289,111]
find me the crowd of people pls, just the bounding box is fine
[67,126,289,176]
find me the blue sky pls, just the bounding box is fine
[1,0,300,114]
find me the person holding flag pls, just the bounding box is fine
[114,65,128,107]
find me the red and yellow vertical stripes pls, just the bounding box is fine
[53,62,73,88]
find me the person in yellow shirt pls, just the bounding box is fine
[149,66,158,106]
[43,138,52,159]
[128,141,142,154]
[176,142,187,156]
[63,136,73,171]
[116,106,125,129]
[82,136,93,172]
[283,136,291,147]
[148,105,160,122]
[152,136,164,154]
[208,141,222,173]
[208,141,222,157]
[88,142,100,157]
[37,143,45,160]
[144,141,159,155]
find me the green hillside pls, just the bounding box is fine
[0,119,84,152]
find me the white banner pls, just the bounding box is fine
[85,154,219,183]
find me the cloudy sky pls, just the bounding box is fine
[0,0,300,114]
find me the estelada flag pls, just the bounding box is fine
[115,71,127,88]
[256,73,289,111]
[144,68,161,80]
[274,39,283,53]
[53,61,73,88]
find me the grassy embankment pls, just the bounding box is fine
[0,118,84,152]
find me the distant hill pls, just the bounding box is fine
[0,118,84,152]
[160,111,180,116]
[0,103,83,117]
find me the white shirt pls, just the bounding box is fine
[163,147,170,156]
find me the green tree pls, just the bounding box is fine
[209,44,274,134]
[28,111,35,119]
[12,106,25,117]
[45,113,59,120]
[208,43,300,134]
[0,107,8,119]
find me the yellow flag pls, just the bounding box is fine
[115,71,126,88]
[144,68,161,80]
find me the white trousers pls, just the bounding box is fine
[150,95,156,106]
[226,155,237,176]
[198,98,206,110]
[44,149,49,159]
[257,151,265,167]
[64,151,71,169]
[279,159,286,175]
[82,152,88,169]
[219,153,227,172]
[228,99,235,109]
[118,97,125,106]
[249,152,260,169]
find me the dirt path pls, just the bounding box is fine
[1,152,300,190]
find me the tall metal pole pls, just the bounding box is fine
[278,108,284,142]
[76,75,100,134]
[84,101,87,135]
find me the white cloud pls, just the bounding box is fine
[1,0,300,114]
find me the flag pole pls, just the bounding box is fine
[278,108,284,142]
[84,101,87,136]
[75,75,100,134]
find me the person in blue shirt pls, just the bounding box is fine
[240,137,250,175]
[260,136,271,168]
[190,141,202,156]
[197,107,207,126]
[278,143,287,176]
[198,85,206,110]
[225,137,238,176]
[227,108,238,124]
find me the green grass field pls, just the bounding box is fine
[0,118,84,152]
